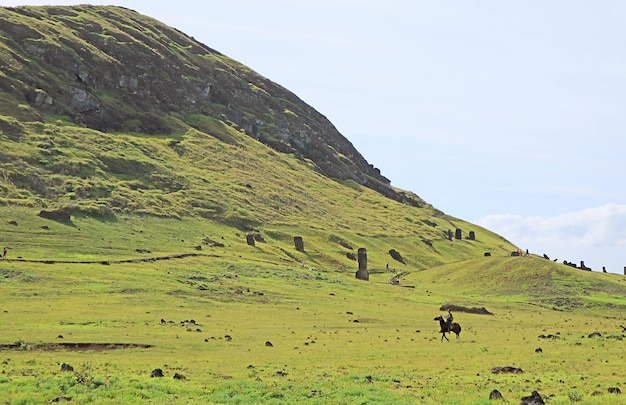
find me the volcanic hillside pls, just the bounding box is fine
[0,4,517,270]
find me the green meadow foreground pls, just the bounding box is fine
[0,213,625,404]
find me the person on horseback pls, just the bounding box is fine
[445,309,453,332]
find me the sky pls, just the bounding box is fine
[3,1,626,274]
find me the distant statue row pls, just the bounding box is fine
[446,229,475,241]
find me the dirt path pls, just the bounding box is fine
[6,252,218,265]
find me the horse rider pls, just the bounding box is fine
[445,309,453,331]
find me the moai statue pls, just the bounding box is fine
[246,234,255,246]
[294,236,304,252]
[455,229,462,240]
[355,248,369,281]
[468,231,475,240]
[447,229,453,241]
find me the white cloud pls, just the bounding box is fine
[476,204,626,273]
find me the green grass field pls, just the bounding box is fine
[1,5,624,404]
[0,210,624,404]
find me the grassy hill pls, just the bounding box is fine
[0,114,515,273]
[0,5,624,405]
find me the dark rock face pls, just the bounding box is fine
[0,5,419,206]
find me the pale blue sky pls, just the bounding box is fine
[4,1,626,274]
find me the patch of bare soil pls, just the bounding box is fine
[0,342,153,351]
[439,304,493,315]
[9,253,210,265]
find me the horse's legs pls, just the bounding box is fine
[441,333,449,342]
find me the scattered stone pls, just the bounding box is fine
[608,387,622,394]
[8,220,17,226]
[201,237,224,247]
[57,335,64,339]
[276,370,288,377]
[491,366,523,374]
[388,249,406,264]
[365,375,372,383]
[588,331,602,338]
[520,390,545,405]
[535,348,542,353]
[41,225,49,230]
[339,240,353,250]
[173,373,186,380]
[489,389,504,400]
[538,334,560,339]
[60,363,74,372]
[309,389,322,397]
[265,341,273,347]
[50,397,72,403]
[150,368,164,378]
[38,210,70,222]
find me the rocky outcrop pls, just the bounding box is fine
[0,5,422,205]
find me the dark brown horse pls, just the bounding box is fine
[434,315,461,341]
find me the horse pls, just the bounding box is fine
[434,315,461,342]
